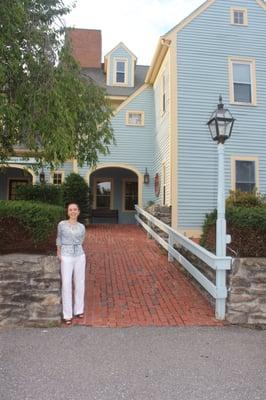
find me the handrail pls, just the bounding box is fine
[135,205,232,320]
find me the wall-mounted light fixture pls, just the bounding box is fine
[144,168,150,184]
[39,168,45,184]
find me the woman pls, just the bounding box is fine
[56,203,86,325]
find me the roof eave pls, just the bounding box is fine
[145,38,171,84]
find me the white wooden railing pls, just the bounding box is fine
[135,205,232,320]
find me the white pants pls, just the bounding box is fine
[61,254,86,320]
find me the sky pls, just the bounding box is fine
[64,0,205,65]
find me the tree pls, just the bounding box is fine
[0,0,114,168]
[62,173,91,224]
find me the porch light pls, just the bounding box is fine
[144,168,150,184]
[207,95,235,144]
[39,169,45,183]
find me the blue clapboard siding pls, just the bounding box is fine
[79,86,155,207]
[47,161,74,183]
[176,0,266,229]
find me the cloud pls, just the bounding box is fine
[64,0,205,64]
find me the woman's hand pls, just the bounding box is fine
[57,247,61,260]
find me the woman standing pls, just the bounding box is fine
[56,203,86,325]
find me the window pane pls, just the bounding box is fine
[233,64,250,83]
[236,161,255,192]
[128,113,142,125]
[96,181,111,208]
[236,182,255,192]
[117,61,125,72]
[124,181,138,210]
[234,83,251,103]
[53,173,62,185]
[116,72,125,82]
[234,11,244,24]
[9,180,28,200]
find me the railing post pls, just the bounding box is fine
[147,219,152,239]
[215,268,226,319]
[215,143,227,320]
[168,231,174,262]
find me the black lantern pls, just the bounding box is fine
[207,96,235,144]
[39,169,45,183]
[144,168,150,184]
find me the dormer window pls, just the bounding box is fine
[114,58,128,85]
[116,61,125,83]
[231,8,248,26]
[105,43,136,87]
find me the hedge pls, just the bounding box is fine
[16,183,63,206]
[0,200,66,243]
[200,206,266,257]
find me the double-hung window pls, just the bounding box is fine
[123,180,138,211]
[53,172,63,185]
[236,160,256,192]
[115,60,127,84]
[231,8,248,26]
[232,157,258,192]
[95,178,112,208]
[229,58,256,105]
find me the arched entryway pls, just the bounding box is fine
[87,164,144,224]
[0,166,34,200]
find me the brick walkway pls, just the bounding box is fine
[74,225,223,327]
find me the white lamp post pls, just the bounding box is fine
[207,96,235,319]
[207,96,235,257]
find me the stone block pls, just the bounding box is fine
[41,294,60,306]
[226,311,248,324]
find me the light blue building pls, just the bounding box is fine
[1,0,266,238]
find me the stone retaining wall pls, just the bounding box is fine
[226,258,266,326]
[0,254,61,327]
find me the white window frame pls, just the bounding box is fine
[228,57,257,106]
[51,171,64,185]
[122,178,138,212]
[230,7,248,26]
[161,74,166,115]
[125,111,144,126]
[231,156,259,192]
[93,177,114,209]
[7,178,30,200]
[113,58,128,86]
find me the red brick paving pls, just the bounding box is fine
[73,225,223,327]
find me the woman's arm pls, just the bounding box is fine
[56,222,62,259]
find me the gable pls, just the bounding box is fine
[104,42,137,88]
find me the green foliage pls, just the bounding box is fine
[16,183,63,205]
[226,190,266,207]
[200,206,266,256]
[62,173,91,224]
[0,0,114,168]
[0,200,65,243]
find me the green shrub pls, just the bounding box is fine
[226,190,266,207]
[0,200,65,244]
[200,206,266,257]
[16,183,63,205]
[62,173,91,224]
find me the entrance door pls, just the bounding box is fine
[8,179,29,200]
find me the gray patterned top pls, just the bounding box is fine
[56,220,85,256]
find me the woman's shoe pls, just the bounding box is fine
[75,314,84,319]
[64,319,72,325]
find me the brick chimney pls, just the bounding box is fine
[66,28,102,68]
